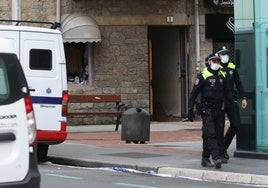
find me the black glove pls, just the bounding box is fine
[188,109,195,122]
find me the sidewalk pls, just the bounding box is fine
[47,121,268,186]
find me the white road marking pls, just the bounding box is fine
[45,173,83,180]
[114,182,159,188]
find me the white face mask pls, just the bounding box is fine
[210,62,220,71]
[221,54,229,64]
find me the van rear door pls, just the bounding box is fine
[0,54,29,183]
[20,32,64,132]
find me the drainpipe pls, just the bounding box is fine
[12,0,21,21]
[194,0,201,74]
[56,0,61,23]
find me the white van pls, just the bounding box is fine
[0,21,68,161]
[0,38,40,187]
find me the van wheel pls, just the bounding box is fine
[37,144,49,162]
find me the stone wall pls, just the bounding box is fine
[68,25,149,125]
[95,26,149,108]
[0,0,11,19]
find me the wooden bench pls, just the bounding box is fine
[67,94,125,131]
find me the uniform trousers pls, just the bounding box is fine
[222,101,240,154]
[201,107,225,160]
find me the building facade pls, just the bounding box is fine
[0,0,233,125]
[235,0,268,156]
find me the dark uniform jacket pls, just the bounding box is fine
[220,61,246,101]
[188,66,233,110]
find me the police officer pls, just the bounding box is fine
[188,53,233,169]
[216,46,247,163]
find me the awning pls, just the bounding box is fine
[61,13,101,43]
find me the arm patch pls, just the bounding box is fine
[195,78,200,85]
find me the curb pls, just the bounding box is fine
[158,167,268,186]
[47,156,157,172]
[47,156,268,186]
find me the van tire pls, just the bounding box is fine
[37,144,49,162]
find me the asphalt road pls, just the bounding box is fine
[39,162,260,188]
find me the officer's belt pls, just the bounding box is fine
[203,102,222,109]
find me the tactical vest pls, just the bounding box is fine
[221,61,238,99]
[200,68,225,106]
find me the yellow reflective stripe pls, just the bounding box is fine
[219,70,226,78]
[202,69,213,80]
[227,62,236,69]
[202,69,225,79]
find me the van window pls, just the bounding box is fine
[0,58,9,101]
[0,54,27,105]
[30,49,52,70]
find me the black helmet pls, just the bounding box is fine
[215,46,228,55]
[207,53,221,61]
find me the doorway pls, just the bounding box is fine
[148,26,187,121]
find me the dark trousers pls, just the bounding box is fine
[201,108,225,160]
[223,102,240,153]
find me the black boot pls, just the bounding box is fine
[213,158,222,169]
[221,156,228,164]
[224,151,229,160]
[201,158,214,167]
[221,151,229,164]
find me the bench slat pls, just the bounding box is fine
[67,94,123,131]
[68,94,121,103]
[68,112,122,116]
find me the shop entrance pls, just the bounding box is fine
[148,26,187,121]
